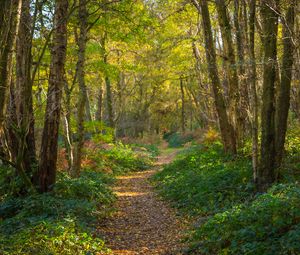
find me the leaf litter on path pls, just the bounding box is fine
[97,149,187,255]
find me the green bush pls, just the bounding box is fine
[0,219,109,255]
[89,142,153,174]
[131,143,160,158]
[0,171,114,254]
[153,144,253,215]
[164,132,194,148]
[189,184,300,255]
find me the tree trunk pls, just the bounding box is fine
[180,77,186,133]
[192,0,237,154]
[15,0,37,176]
[257,0,279,192]
[71,0,88,178]
[37,0,68,192]
[234,0,248,139]
[62,81,73,172]
[248,0,259,183]
[96,82,103,122]
[215,0,240,144]
[0,0,19,128]
[275,1,296,169]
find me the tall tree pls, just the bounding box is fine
[192,0,236,154]
[215,0,241,144]
[180,77,186,133]
[14,0,37,176]
[0,0,19,128]
[257,0,279,191]
[275,1,296,168]
[248,0,259,182]
[72,0,88,177]
[37,0,69,192]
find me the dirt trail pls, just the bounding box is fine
[98,149,185,255]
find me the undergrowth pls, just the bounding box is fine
[87,142,154,174]
[0,141,154,254]
[154,138,300,255]
[0,171,114,254]
[153,143,253,216]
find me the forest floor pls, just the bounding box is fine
[97,146,187,255]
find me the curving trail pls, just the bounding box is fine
[98,149,185,255]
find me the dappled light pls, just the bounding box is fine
[0,0,299,254]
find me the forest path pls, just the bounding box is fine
[98,147,186,255]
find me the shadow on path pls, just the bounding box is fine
[98,148,186,255]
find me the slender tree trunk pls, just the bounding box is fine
[192,0,236,154]
[275,1,296,169]
[62,82,73,172]
[249,0,259,183]
[257,0,279,192]
[215,0,240,144]
[37,0,68,192]
[116,72,126,137]
[234,0,248,138]
[73,21,92,123]
[72,0,88,178]
[96,83,103,122]
[180,77,186,133]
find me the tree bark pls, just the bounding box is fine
[234,0,249,139]
[0,0,19,128]
[215,0,240,144]
[192,0,236,154]
[248,0,259,183]
[15,0,37,176]
[275,1,296,169]
[257,0,279,192]
[96,82,103,122]
[62,80,74,172]
[180,77,186,133]
[72,0,88,178]
[37,0,68,192]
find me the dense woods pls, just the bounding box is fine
[0,0,299,254]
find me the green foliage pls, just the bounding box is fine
[189,184,300,255]
[164,132,194,148]
[85,121,115,143]
[153,144,253,215]
[0,171,114,254]
[0,220,109,255]
[89,142,154,174]
[131,143,160,158]
[154,138,300,255]
[285,126,300,158]
[0,165,20,200]
[107,143,154,172]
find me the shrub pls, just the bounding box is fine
[203,127,220,144]
[153,144,253,215]
[164,132,194,148]
[189,184,300,255]
[0,171,115,254]
[88,142,153,174]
